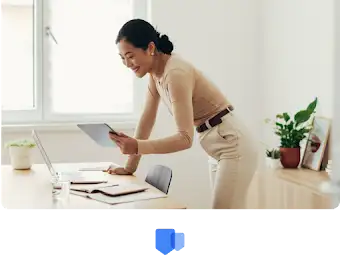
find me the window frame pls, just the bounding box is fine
[2,0,148,126]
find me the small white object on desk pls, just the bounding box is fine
[326,160,332,176]
[78,163,116,172]
[78,166,108,171]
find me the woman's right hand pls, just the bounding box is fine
[106,166,133,175]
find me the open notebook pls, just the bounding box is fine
[69,183,167,205]
[70,183,148,197]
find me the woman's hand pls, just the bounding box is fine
[109,132,138,155]
[107,167,133,175]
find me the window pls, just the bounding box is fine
[1,0,147,125]
[1,0,34,111]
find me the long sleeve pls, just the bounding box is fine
[137,69,194,154]
[124,77,160,173]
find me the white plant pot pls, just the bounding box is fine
[266,157,281,169]
[9,146,33,170]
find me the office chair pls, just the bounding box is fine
[145,165,172,194]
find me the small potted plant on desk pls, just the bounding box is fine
[265,148,281,169]
[5,139,36,170]
[265,97,317,168]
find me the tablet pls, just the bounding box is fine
[77,123,118,147]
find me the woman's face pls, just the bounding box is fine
[117,39,154,78]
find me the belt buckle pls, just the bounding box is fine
[204,120,213,130]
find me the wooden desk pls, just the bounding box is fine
[1,163,186,209]
[246,167,332,209]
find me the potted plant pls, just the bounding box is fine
[265,148,281,169]
[265,97,317,168]
[5,139,36,170]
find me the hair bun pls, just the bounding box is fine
[160,34,169,41]
[158,34,174,55]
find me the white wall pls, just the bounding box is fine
[1,0,262,209]
[261,0,334,150]
[3,0,335,208]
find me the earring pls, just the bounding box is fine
[151,52,154,56]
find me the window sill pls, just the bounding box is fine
[1,121,136,133]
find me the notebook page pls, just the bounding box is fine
[70,183,118,192]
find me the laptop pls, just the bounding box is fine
[32,130,108,184]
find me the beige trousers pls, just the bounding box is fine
[198,111,258,209]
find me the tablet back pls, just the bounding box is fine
[77,123,117,147]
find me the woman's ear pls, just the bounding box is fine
[147,42,156,56]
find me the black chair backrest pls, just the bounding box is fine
[145,165,172,194]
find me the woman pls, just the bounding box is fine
[108,19,258,209]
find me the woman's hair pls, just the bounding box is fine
[116,19,174,55]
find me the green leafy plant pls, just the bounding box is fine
[5,139,36,148]
[266,148,280,159]
[265,97,317,148]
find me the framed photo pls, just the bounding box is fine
[301,116,331,171]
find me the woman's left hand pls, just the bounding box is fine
[109,132,138,155]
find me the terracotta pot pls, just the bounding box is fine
[280,147,300,168]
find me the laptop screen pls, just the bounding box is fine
[32,130,56,176]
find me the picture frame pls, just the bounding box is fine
[301,116,331,171]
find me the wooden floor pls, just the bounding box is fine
[245,167,332,209]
